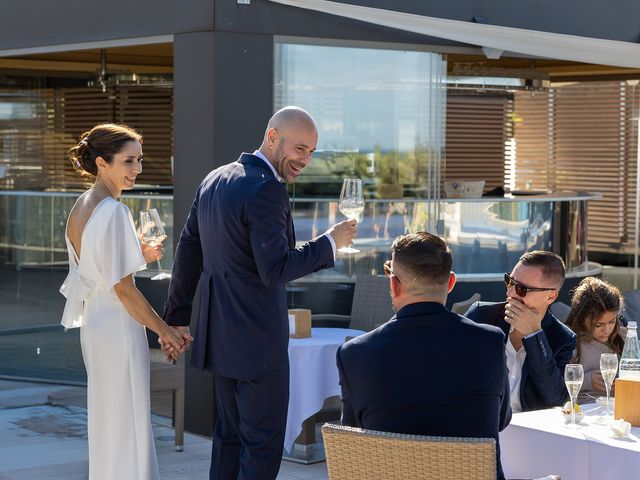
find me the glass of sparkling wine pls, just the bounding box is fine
[140,208,171,280]
[564,364,584,427]
[337,178,364,254]
[600,353,618,416]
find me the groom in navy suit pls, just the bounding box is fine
[337,232,511,479]
[163,107,356,479]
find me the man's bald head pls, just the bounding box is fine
[259,106,318,183]
[266,106,316,134]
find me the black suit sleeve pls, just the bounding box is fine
[163,188,204,326]
[248,180,333,286]
[336,347,357,427]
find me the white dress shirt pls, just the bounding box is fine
[252,150,336,258]
[505,329,527,413]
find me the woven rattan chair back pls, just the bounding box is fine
[322,423,496,480]
[348,274,395,332]
[149,349,185,451]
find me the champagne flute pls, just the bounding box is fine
[140,208,171,280]
[600,353,618,416]
[338,178,364,254]
[564,363,584,427]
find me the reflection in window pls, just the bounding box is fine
[275,42,446,200]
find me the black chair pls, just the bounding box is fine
[312,273,394,332]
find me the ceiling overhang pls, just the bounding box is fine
[269,0,640,71]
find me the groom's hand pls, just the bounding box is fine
[159,326,193,362]
[326,219,357,250]
[175,326,193,351]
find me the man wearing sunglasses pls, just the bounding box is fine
[337,232,512,480]
[465,251,576,412]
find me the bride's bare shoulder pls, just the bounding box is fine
[68,191,96,223]
[66,191,112,251]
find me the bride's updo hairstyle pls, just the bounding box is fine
[68,123,142,177]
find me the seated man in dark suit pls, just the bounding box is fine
[337,232,511,480]
[465,250,576,413]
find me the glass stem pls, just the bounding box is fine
[156,258,162,273]
[605,383,611,414]
[571,396,576,425]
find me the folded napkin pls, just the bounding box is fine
[610,418,632,438]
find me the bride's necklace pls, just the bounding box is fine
[91,177,119,199]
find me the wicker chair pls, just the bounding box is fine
[312,274,394,332]
[322,423,496,480]
[149,348,185,451]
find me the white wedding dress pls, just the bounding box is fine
[60,197,160,480]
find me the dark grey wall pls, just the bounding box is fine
[0,0,213,50]
[173,29,274,436]
[212,31,274,167]
[172,30,273,237]
[216,0,456,46]
[173,31,216,235]
[218,0,640,44]
[173,31,217,436]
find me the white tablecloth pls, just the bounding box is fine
[284,327,365,451]
[500,404,640,480]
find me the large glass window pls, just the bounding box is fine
[275,41,446,199]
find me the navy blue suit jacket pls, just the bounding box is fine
[337,302,511,480]
[465,301,576,412]
[164,153,334,380]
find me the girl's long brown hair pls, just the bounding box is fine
[565,276,624,362]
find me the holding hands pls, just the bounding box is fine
[158,325,193,362]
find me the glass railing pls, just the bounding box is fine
[292,197,557,279]
[0,190,592,382]
[0,191,173,274]
[0,191,172,383]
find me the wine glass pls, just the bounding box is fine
[564,364,584,427]
[337,178,364,254]
[140,208,171,280]
[600,353,618,416]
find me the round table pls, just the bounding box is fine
[284,327,365,453]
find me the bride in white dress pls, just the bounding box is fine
[60,123,189,480]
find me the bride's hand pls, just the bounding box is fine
[140,235,165,264]
[158,324,186,361]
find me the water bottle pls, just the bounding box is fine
[619,321,640,380]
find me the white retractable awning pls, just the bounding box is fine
[269,0,640,68]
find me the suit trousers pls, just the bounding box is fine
[210,360,290,480]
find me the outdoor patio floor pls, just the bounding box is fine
[0,379,329,480]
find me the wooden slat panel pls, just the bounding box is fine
[0,85,173,190]
[445,94,510,191]
[513,81,639,254]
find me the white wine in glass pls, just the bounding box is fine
[338,178,364,254]
[564,363,584,427]
[600,353,618,416]
[140,208,171,281]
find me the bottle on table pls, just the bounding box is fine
[619,321,640,381]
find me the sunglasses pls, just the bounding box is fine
[504,273,555,297]
[384,260,401,283]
